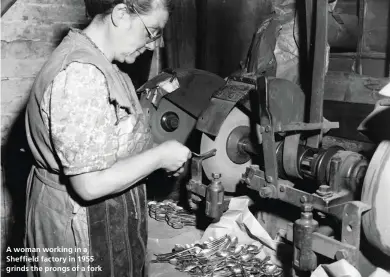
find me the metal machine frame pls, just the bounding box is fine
[186,0,374,273]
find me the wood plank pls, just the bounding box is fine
[306,0,329,148]
[324,71,389,104]
[323,100,373,142]
[335,0,389,53]
[329,57,387,78]
[322,72,389,142]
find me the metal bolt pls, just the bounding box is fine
[212,173,221,179]
[258,126,265,133]
[335,250,348,260]
[316,185,333,197]
[265,175,274,183]
[319,185,330,193]
[259,187,272,198]
[302,204,313,212]
[265,125,271,132]
[300,196,308,203]
[317,211,326,219]
[280,186,285,192]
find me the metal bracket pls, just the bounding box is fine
[282,201,371,266]
[241,169,366,221]
[257,76,279,198]
[330,201,371,252]
[187,149,217,197]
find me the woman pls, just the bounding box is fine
[24,0,190,276]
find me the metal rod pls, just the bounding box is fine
[238,140,259,156]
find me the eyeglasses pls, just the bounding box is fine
[132,6,162,43]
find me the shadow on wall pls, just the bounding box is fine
[1,106,33,277]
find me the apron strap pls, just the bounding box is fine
[34,167,68,192]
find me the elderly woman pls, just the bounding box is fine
[24,0,190,276]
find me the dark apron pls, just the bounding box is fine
[85,105,153,277]
[87,109,153,277]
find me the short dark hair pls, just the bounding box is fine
[84,0,173,18]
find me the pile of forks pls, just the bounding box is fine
[152,234,282,277]
[148,200,197,229]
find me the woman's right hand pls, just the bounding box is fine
[156,140,191,172]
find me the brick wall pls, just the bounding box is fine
[1,0,88,269]
[1,0,88,144]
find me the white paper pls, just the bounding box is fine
[379,82,390,97]
[199,196,283,265]
[311,259,361,277]
[368,268,390,277]
[158,77,180,93]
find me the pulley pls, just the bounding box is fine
[361,140,390,256]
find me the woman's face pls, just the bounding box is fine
[111,4,169,64]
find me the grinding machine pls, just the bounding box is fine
[138,1,390,274]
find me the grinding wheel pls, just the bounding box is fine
[150,98,197,145]
[200,107,253,192]
[199,78,306,193]
[362,140,390,256]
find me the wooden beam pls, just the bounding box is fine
[331,52,386,60]
[323,71,390,142]
[307,0,329,148]
[324,71,389,104]
[323,100,373,142]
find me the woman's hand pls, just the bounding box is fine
[155,140,191,173]
[70,140,191,201]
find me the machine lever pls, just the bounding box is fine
[192,149,217,159]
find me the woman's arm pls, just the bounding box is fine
[70,141,189,201]
[70,146,161,200]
